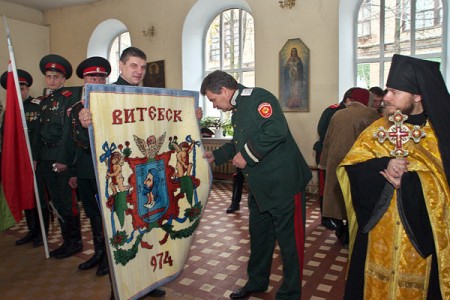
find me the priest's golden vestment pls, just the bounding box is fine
[337,117,450,299]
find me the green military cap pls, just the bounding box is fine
[1,69,33,89]
[39,54,73,79]
[76,56,111,79]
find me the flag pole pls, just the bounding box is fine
[3,16,49,258]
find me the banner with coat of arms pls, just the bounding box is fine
[85,84,212,300]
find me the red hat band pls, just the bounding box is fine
[45,62,66,75]
[18,77,29,86]
[83,66,107,76]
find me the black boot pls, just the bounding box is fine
[54,214,83,259]
[96,250,110,276]
[79,216,104,271]
[15,209,39,245]
[50,217,71,257]
[335,219,349,247]
[226,169,244,213]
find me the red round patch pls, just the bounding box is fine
[258,102,272,118]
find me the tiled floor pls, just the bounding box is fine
[0,181,347,300]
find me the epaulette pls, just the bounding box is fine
[241,88,253,96]
[31,98,41,105]
[329,103,340,109]
[61,90,73,97]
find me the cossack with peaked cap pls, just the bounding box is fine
[40,54,72,79]
[1,69,33,89]
[76,56,111,79]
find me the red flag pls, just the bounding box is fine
[0,62,35,222]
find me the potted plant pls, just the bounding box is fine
[200,116,233,138]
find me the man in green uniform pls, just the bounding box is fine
[1,69,49,247]
[60,56,111,275]
[32,54,83,259]
[201,70,312,300]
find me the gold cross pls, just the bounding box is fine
[374,110,426,157]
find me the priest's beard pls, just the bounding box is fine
[383,101,415,117]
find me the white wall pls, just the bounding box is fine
[0,13,49,108]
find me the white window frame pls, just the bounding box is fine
[339,0,449,97]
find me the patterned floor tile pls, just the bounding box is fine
[0,181,346,299]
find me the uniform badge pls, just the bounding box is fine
[329,103,340,108]
[31,98,41,105]
[241,88,253,96]
[258,102,272,118]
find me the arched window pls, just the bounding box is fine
[356,0,445,88]
[203,8,255,118]
[108,32,131,84]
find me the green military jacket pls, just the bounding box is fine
[313,102,346,155]
[32,86,81,161]
[23,96,42,156]
[59,97,95,179]
[213,84,312,212]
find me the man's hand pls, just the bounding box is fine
[79,107,92,128]
[380,158,409,189]
[53,163,68,173]
[195,107,203,120]
[232,152,247,169]
[203,151,215,164]
[68,177,78,189]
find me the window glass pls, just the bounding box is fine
[203,9,255,122]
[356,0,444,88]
[108,32,131,84]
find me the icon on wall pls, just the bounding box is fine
[279,38,309,112]
[143,60,165,88]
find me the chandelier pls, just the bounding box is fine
[279,0,295,9]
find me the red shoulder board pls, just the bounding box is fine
[258,102,273,118]
[61,90,73,97]
[329,103,340,109]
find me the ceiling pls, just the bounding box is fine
[4,0,99,11]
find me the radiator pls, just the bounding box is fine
[201,138,236,179]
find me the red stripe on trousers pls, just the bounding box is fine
[71,188,79,216]
[294,192,304,280]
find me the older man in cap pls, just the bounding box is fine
[318,87,379,246]
[1,69,49,247]
[32,54,83,259]
[58,56,111,275]
[338,54,450,299]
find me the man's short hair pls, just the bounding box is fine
[342,87,355,102]
[120,47,147,63]
[200,70,238,95]
[369,86,384,97]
